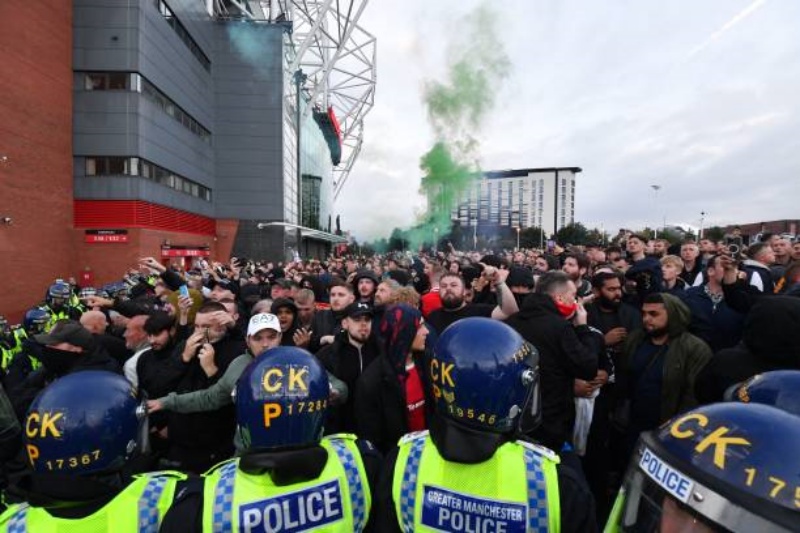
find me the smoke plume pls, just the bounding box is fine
[412,3,511,249]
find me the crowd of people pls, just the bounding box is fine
[0,228,799,531]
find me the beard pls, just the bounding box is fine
[645,326,669,339]
[440,293,464,310]
[599,296,621,310]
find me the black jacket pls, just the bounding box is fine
[165,334,246,471]
[94,333,130,367]
[5,341,121,421]
[505,294,602,450]
[355,355,422,454]
[695,295,800,403]
[317,333,381,434]
[308,309,345,354]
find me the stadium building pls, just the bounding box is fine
[0,0,375,319]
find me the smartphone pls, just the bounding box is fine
[203,327,211,345]
[179,285,190,298]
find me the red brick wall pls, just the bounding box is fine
[0,1,74,322]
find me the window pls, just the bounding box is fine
[153,0,211,71]
[81,72,211,143]
[82,156,211,202]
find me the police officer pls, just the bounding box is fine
[605,401,800,532]
[40,282,81,331]
[0,317,27,371]
[724,369,800,416]
[0,371,186,531]
[3,309,49,376]
[376,317,597,532]
[160,346,381,532]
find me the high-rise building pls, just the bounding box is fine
[0,0,375,319]
[430,167,581,238]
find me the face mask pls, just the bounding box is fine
[555,299,578,319]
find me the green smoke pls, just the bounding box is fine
[413,3,511,250]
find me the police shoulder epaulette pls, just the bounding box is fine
[136,470,188,481]
[200,457,239,477]
[517,440,560,463]
[399,430,429,446]
[325,432,358,443]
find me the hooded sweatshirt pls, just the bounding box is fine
[621,293,712,423]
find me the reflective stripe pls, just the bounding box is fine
[523,448,551,532]
[328,438,367,532]
[138,475,169,532]
[398,436,425,533]
[0,348,12,372]
[6,505,28,533]
[211,461,238,533]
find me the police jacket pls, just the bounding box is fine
[504,294,602,451]
[159,436,383,532]
[0,469,184,531]
[374,433,597,533]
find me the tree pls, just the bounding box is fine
[388,228,409,252]
[556,223,589,246]
[519,227,546,249]
[704,226,726,241]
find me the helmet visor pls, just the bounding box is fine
[607,436,789,533]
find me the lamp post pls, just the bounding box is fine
[700,211,706,239]
[515,226,520,251]
[651,185,662,238]
[294,69,307,257]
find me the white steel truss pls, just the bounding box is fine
[213,0,376,199]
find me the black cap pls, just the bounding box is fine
[507,266,534,288]
[344,302,374,319]
[211,278,239,296]
[33,320,94,350]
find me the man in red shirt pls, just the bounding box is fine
[354,304,430,453]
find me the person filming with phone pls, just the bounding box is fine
[161,301,246,474]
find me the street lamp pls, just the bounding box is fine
[515,226,520,251]
[700,212,706,239]
[651,185,662,238]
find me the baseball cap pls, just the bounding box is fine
[507,266,534,288]
[247,313,281,337]
[33,320,94,350]
[344,302,374,319]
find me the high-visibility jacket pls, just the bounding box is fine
[392,430,562,533]
[202,434,371,532]
[0,471,184,532]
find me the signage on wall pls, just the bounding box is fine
[85,229,129,243]
[161,245,210,258]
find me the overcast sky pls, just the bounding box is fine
[335,0,800,241]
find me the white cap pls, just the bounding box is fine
[247,313,281,336]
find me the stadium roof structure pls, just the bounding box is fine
[212,0,376,199]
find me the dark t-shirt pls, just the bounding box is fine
[426,303,494,335]
[629,341,666,434]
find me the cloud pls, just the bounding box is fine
[338,1,800,241]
